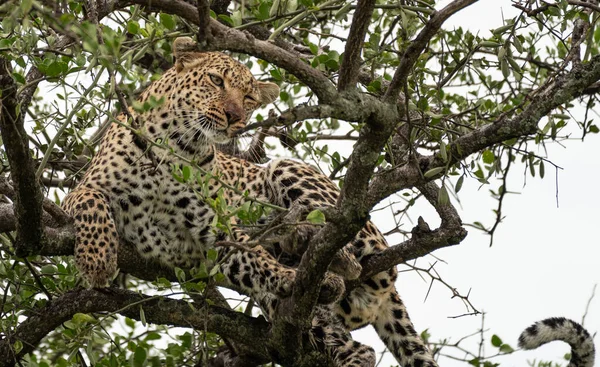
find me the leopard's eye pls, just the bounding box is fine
[245,95,258,104]
[209,74,224,87]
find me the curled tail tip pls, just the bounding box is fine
[519,317,595,367]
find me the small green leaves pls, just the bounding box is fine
[306,209,325,224]
[207,248,218,262]
[491,334,514,354]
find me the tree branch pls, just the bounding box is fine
[0,58,44,257]
[196,0,211,49]
[337,0,376,91]
[368,52,600,208]
[0,288,272,367]
[119,0,338,102]
[383,0,480,102]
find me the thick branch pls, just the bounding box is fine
[337,0,376,91]
[281,93,401,343]
[0,288,271,367]
[383,0,480,102]
[0,59,44,256]
[196,0,211,48]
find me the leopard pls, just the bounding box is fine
[519,317,595,367]
[63,36,438,367]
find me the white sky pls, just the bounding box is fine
[347,1,600,366]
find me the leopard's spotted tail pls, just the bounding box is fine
[519,317,595,367]
[373,290,438,367]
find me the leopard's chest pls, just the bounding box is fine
[107,170,222,267]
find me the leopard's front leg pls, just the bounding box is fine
[219,231,345,304]
[263,159,362,280]
[63,188,119,288]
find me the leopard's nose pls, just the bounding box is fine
[225,106,244,126]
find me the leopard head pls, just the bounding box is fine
[140,37,279,155]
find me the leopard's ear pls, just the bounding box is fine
[258,81,280,105]
[173,37,198,72]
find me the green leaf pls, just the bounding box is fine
[72,313,96,324]
[335,2,352,20]
[13,340,23,354]
[41,264,57,274]
[127,21,140,35]
[145,332,162,341]
[499,343,514,353]
[306,209,325,224]
[500,58,510,79]
[159,13,176,30]
[438,185,449,206]
[479,41,502,48]
[491,334,502,347]
[182,166,191,182]
[455,175,464,193]
[174,267,186,282]
[491,24,512,35]
[209,264,220,277]
[132,346,147,367]
[482,150,495,164]
[207,248,218,262]
[424,167,444,178]
[439,141,447,161]
[139,306,146,327]
[125,317,135,329]
[513,36,524,53]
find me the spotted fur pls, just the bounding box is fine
[519,318,595,367]
[63,37,437,366]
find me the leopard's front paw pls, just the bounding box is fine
[328,247,362,280]
[318,272,345,304]
[76,256,117,288]
[275,269,296,298]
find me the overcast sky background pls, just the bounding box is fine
[345,1,600,366]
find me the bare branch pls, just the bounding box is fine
[337,0,376,91]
